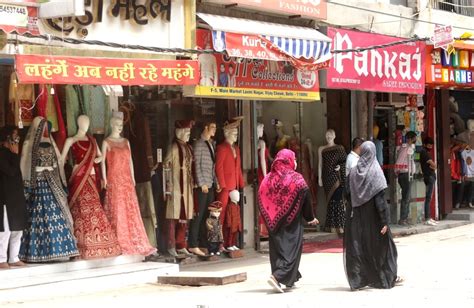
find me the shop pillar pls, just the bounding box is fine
[438,89,453,216]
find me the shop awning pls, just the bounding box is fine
[197,13,332,70]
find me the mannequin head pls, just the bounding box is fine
[325,129,336,145]
[257,123,264,138]
[223,117,243,145]
[176,128,191,142]
[208,201,222,219]
[293,124,300,137]
[274,121,284,137]
[449,96,459,113]
[229,190,240,203]
[373,124,380,139]
[77,115,90,134]
[202,121,217,139]
[467,119,474,132]
[110,116,123,136]
[224,128,238,144]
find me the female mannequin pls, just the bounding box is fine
[101,115,156,256]
[318,129,347,234]
[257,123,270,238]
[19,116,79,262]
[271,121,290,157]
[60,115,121,259]
[257,123,270,182]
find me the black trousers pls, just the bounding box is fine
[188,187,215,248]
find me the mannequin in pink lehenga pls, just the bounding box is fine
[101,115,156,256]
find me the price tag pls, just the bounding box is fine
[156,148,162,163]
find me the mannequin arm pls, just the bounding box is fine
[101,140,109,188]
[259,140,267,177]
[127,140,136,186]
[60,138,73,166]
[318,147,323,187]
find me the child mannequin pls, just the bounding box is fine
[206,201,224,256]
[226,190,242,251]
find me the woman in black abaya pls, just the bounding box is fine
[258,149,319,293]
[345,141,401,290]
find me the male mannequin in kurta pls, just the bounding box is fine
[215,117,245,250]
[164,120,195,257]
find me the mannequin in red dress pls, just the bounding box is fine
[215,117,245,250]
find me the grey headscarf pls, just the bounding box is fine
[348,141,387,208]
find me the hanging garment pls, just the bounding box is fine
[103,138,156,256]
[82,85,110,135]
[37,85,67,151]
[65,85,83,137]
[8,72,35,127]
[68,136,121,259]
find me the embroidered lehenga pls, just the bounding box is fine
[68,136,121,259]
[103,139,156,256]
[19,117,79,262]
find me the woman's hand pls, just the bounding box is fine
[380,225,388,235]
[308,218,319,226]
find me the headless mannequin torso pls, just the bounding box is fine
[257,123,267,177]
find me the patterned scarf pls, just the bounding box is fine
[348,141,387,208]
[258,149,308,233]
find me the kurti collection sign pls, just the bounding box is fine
[327,28,426,94]
[15,55,199,86]
[202,0,327,20]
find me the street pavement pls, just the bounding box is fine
[1,224,473,308]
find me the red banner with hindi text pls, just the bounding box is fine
[15,55,199,86]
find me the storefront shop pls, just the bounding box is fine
[425,44,474,216]
[185,13,331,249]
[325,27,428,225]
[0,0,208,263]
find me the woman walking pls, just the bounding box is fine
[345,141,400,290]
[258,149,319,293]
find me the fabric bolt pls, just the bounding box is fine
[135,182,157,248]
[68,137,121,259]
[103,139,156,256]
[0,147,27,232]
[0,206,23,263]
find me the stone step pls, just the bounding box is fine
[0,255,179,290]
[446,209,474,222]
[158,271,247,286]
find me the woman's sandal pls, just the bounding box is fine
[395,276,404,285]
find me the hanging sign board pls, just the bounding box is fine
[327,27,426,94]
[431,25,454,50]
[201,0,327,20]
[184,29,320,101]
[15,54,199,86]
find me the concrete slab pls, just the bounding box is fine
[157,271,247,286]
[446,208,474,222]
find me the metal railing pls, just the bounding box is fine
[431,0,474,17]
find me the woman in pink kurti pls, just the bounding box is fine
[103,138,156,256]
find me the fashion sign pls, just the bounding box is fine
[15,55,199,86]
[184,29,320,101]
[327,28,426,94]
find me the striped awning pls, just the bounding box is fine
[198,13,332,65]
